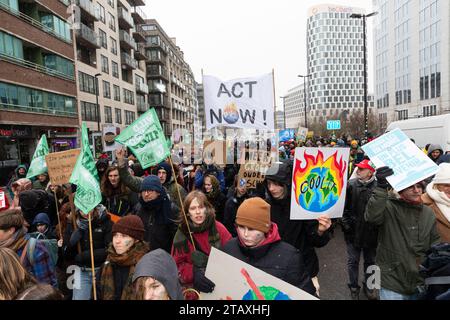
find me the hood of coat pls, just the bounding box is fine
[132,249,184,300]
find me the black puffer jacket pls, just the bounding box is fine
[223,193,249,237]
[223,224,316,296]
[264,161,330,278]
[342,178,378,248]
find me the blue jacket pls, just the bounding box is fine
[194,165,225,192]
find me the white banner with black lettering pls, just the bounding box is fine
[203,73,274,130]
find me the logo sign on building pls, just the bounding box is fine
[203,73,275,130]
[327,120,341,130]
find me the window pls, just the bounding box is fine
[40,14,71,42]
[101,55,109,74]
[123,88,134,105]
[110,37,117,55]
[104,106,112,123]
[78,71,95,94]
[98,4,106,24]
[43,54,74,79]
[108,12,115,31]
[125,110,136,125]
[113,85,120,101]
[103,80,111,99]
[99,29,107,49]
[0,31,23,59]
[112,61,119,78]
[81,101,100,122]
[115,108,122,124]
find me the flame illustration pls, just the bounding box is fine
[293,150,347,212]
[224,102,238,114]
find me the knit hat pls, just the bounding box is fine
[112,215,145,241]
[140,175,164,193]
[432,163,450,184]
[32,213,50,226]
[351,140,358,146]
[236,197,271,233]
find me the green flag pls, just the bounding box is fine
[115,108,170,169]
[26,135,49,179]
[69,123,102,214]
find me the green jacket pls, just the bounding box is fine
[365,187,441,295]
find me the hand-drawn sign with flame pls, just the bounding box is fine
[291,148,349,219]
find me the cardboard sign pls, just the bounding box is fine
[238,148,272,189]
[203,248,318,300]
[45,149,81,185]
[290,147,350,220]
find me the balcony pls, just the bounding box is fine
[147,67,169,81]
[137,100,149,113]
[127,0,146,6]
[118,7,134,30]
[132,25,146,43]
[149,96,167,108]
[148,53,165,65]
[75,23,100,49]
[131,6,146,24]
[74,0,98,22]
[136,82,149,94]
[146,41,167,53]
[121,52,137,70]
[134,43,147,60]
[119,30,136,51]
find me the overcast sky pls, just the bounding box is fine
[144,0,374,110]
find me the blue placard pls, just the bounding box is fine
[279,129,295,142]
[327,120,341,130]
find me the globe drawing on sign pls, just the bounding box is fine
[223,102,239,124]
[240,268,292,300]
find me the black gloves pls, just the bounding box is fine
[376,166,394,189]
[193,266,215,293]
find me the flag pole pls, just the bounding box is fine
[53,189,63,240]
[88,211,97,300]
[168,156,196,251]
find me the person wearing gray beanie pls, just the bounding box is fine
[133,249,184,300]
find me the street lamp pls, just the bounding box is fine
[94,73,101,132]
[280,96,287,129]
[298,74,312,128]
[350,11,378,139]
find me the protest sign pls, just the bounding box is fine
[202,247,317,300]
[279,129,295,142]
[103,126,121,152]
[45,149,81,185]
[361,128,439,191]
[297,127,308,143]
[203,73,274,130]
[0,190,7,210]
[238,148,272,189]
[290,148,349,220]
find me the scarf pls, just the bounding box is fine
[426,182,450,223]
[172,214,221,266]
[358,175,376,186]
[139,194,173,225]
[0,227,28,252]
[100,241,150,300]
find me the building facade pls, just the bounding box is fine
[142,19,197,140]
[373,0,450,131]
[275,110,285,130]
[284,83,306,129]
[74,0,148,157]
[307,4,375,129]
[0,0,78,185]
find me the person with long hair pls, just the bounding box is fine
[15,284,64,300]
[202,175,227,223]
[171,191,231,298]
[101,166,138,221]
[0,247,37,300]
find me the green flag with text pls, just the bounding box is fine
[115,108,170,169]
[69,123,102,214]
[26,134,49,179]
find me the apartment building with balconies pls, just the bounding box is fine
[74,0,147,157]
[0,0,78,185]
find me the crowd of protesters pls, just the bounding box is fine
[0,134,449,301]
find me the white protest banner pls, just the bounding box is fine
[202,248,317,300]
[203,73,274,130]
[361,128,439,191]
[290,148,349,220]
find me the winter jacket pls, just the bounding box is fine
[422,193,450,243]
[19,189,57,227]
[194,164,226,192]
[428,144,444,163]
[164,179,188,214]
[133,199,178,254]
[206,191,227,223]
[264,161,330,278]
[223,194,249,237]
[63,212,113,268]
[102,189,139,217]
[32,177,49,190]
[171,221,232,286]
[223,223,316,296]
[6,165,28,198]
[365,187,441,295]
[342,178,378,248]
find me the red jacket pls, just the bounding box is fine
[171,221,232,286]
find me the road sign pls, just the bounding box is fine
[327,120,341,130]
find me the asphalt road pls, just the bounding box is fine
[316,224,368,300]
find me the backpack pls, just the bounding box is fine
[419,243,450,300]
[25,237,59,268]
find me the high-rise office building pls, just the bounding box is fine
[284,83,306,129]
[0,0,78,184]
[373,0,450,131]
[307,4,374,127]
